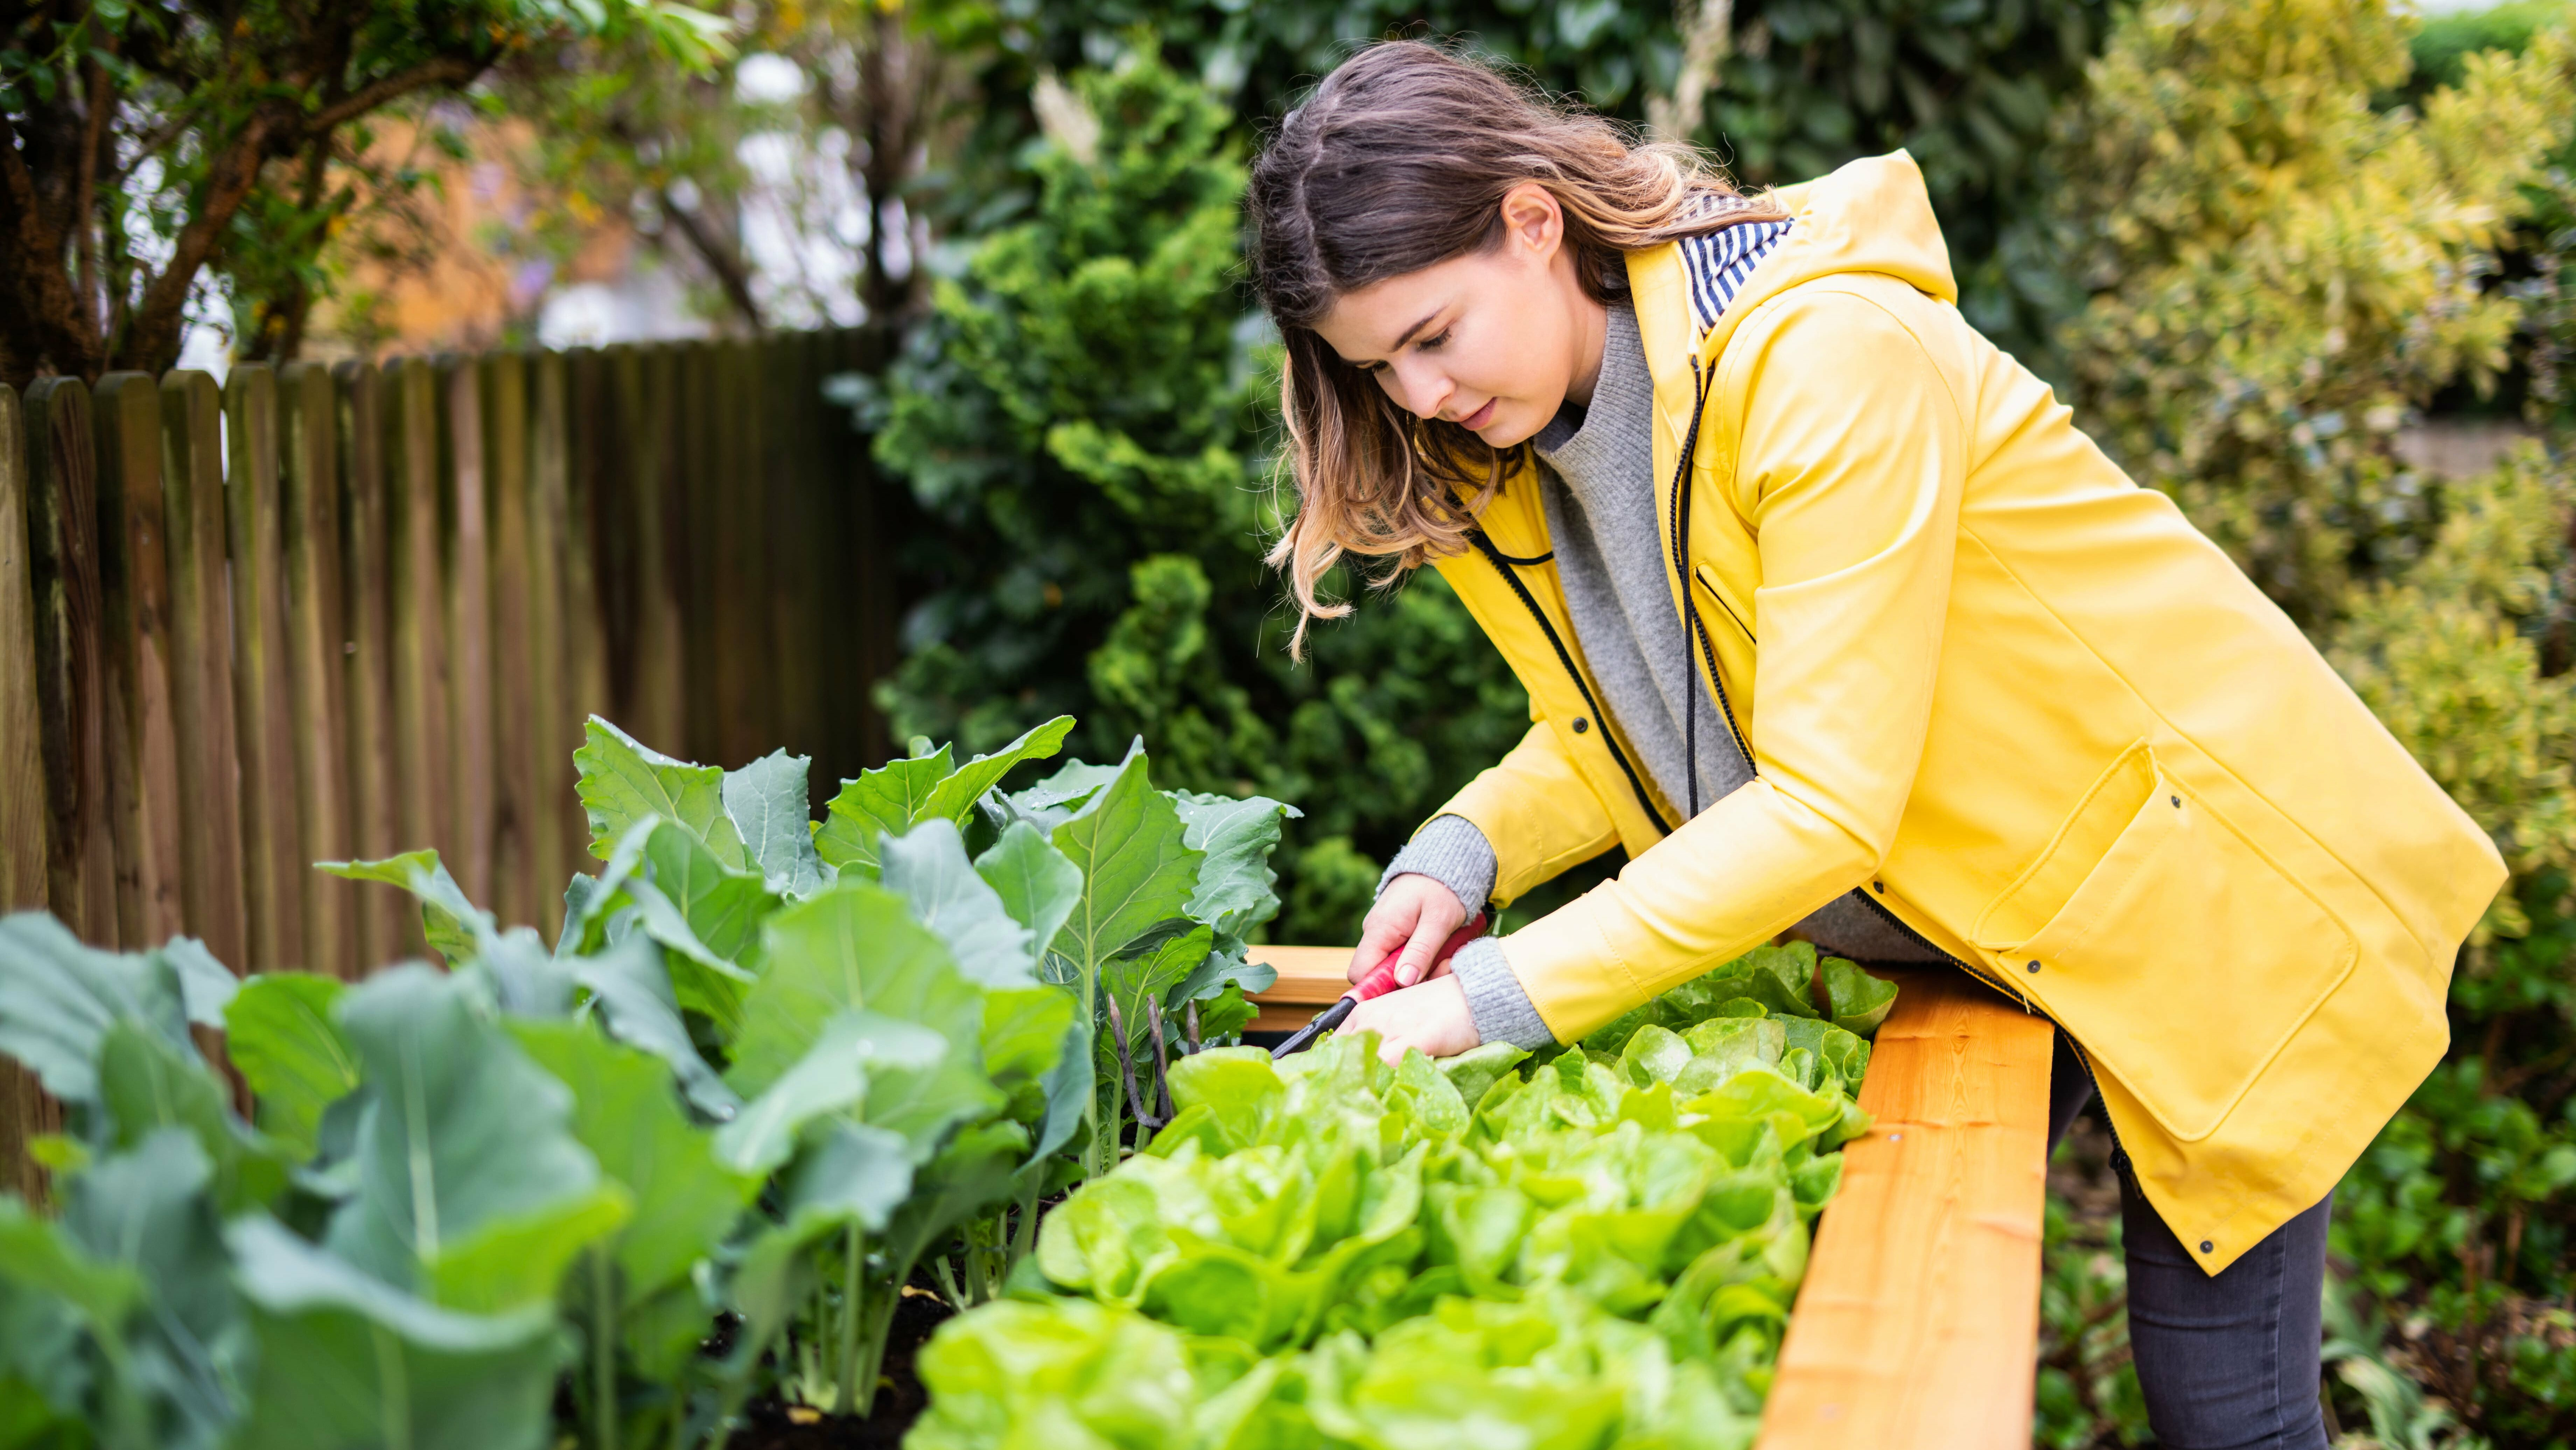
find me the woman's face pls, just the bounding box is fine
[1312,182,1604,449]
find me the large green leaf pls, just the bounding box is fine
[712,1011,944,1176]
[780,1120,916,1236]
[228,1216,564,1450]
[0,913,195,1106]
[1047,751,1202,984]
[877,1120,1027,1273]
[1169,939,1276,1011]
[567,935,739,1121]
[724,884,988,1098]
[1171,792,1298,942]
[918,716,1076,824]
[813,719,1078,880]
[59,1130,244,1450]
[573,717,749,868]
[315,851,491,968]
[0,1273,90,1447]
[1100,925,1210,1056]
[994,756,1128,834]
[602,820,776,1041]
[96,1025,287,1214]
[323,968,629,1312]
[508,1023,757,1298]
[814,747,954,877]
[0,1196,140,1333]
[882,819,1037,986]
[980,986,1077,1100]
[973,822,1083,965]
[224,976,361,1160]
[159,938,237,1029]
[631,820,780,969]
[1024,1015,1093,1164]
[722,750,827,897]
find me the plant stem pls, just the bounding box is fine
[853,1275,903,1418]
[1106,994,1158,1146]
[1146,997,1174,1123]
[1009,1177,1042,1269]
[833,1225,865,1417]
[1080,942,1104,1176]
[591,1247,621,1450]
[931,1253,965,1308]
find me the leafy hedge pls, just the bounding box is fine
[0,714,1292,1448]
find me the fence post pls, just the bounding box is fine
[334,361,406,967]
[481,353,537,930]
[281,363,357,978]
[158,371,247,972]
[225,365,307,973]
[720,338,773,768]
[528,350,587,898]
[382,357,451,923]
[615,343,687,758]
[0,385,46,914]
[90,374,186,950]
[766,335,825,780]
[673,343,718,764]
[23,378,117,947]
[0,383,52,1199]
[438,356,494,909]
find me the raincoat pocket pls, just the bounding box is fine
[1973,743,2358,1142]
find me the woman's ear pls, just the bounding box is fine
[1496,181,1565,266]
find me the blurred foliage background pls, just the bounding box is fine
[10,0,2574,1440]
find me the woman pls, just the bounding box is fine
[1248,41,2501,1449]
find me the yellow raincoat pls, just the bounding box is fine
[1421,152,2505,1271]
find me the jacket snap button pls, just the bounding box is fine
[2026,960,2041,973]
[1871,881,1884,894]
[1571,717,1590,734]
[2198,1240,2214,1254]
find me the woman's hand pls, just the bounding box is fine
[1343,974,1481,1064]
[1351,872,1471,988]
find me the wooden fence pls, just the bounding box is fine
[0,332,899,1191]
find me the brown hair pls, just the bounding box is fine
[1249,40,1785,653]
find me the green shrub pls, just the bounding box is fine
[2043,0,2576,1436]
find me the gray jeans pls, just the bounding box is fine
[2047,1029,2333,1450]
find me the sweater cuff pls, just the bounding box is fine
[1450,937,1556,1051]
[1377,814,1499,915]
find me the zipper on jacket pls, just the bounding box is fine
[1660,351,2131,1176]
[1469,531,1676,834]
[1667,357,1759,800]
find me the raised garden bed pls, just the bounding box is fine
[1245,951,2053,1449]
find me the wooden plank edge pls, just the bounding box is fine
[1757,969,2054,1450]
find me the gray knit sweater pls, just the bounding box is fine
[1384,283,1942,1051]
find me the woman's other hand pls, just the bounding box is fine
[1343,974,1482,1064]
[1352,872,1471,987]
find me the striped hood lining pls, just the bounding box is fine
[1677,215,1794,338]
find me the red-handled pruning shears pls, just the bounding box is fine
[1270,914,1488,1059]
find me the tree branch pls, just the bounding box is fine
[118,111,282,373]
[657,189,765,331]
[0,109,104,380]
[300,55,484,137]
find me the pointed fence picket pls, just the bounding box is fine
[0,328,894,1180]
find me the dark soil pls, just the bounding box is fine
[724,1286,957,1449]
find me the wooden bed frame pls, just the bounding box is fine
[1243,951,2054,1450]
